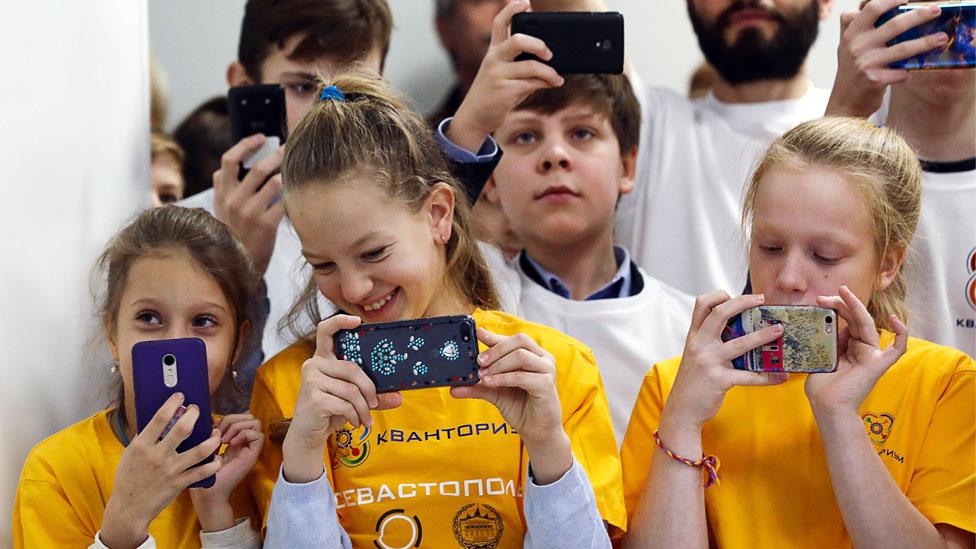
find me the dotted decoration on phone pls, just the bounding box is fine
[407,336,425,351]
[371,338,407,376]
[439,340,460,361]
[413,361,429,376]
[338,331,363,365]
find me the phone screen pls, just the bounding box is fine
[334,315,480,392]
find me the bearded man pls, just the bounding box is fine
[615,0,834,296]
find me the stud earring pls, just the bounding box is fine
[232,369,238,379]
[110,357,119,374]
[440,233,448,245]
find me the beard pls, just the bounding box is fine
[688,0,820,85]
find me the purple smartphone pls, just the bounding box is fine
[131,337,216,488]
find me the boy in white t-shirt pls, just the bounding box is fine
[483,73,694,443]
[826,0,975,356]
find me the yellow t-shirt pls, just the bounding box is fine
[619,333,976,547]
[250,308,625,548]
[12,409,256,549]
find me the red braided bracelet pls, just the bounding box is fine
[653,429,721,488]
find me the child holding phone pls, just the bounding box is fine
[619,118,975,548]
[248,73,624,547]
[13,207,263,548]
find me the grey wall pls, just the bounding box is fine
[151,0,858,130]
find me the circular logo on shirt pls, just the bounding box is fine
[452,503,504,548]
[331,425,370,468]
[862,412,895,446]
[374,508,422,549]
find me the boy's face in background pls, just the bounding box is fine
[895,68,976,110]
[228,33,384,131]
[489,103,636,249]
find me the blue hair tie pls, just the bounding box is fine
[319,85,346,102]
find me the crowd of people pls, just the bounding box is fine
[12,0,975,548]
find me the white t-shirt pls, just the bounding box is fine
[902,168,976,358]
[615,85,830,296]
[517,263,693,444]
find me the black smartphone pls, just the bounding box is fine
[334,315,480,393]
[721,306,838,373]
[228,84,287,178]
[876,1,976,70]
[511,12,624,74]
[131,338,216,488]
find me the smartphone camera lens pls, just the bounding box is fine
[460,321,472,342]
[825,316,833,323]
[596,38,613,51]
[163,354,176,367]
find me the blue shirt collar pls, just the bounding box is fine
[520,246,634,301]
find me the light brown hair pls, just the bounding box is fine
[743,117,922,330]
[97,206,259,413]
[150,131,185,167]
[280,72,499,343]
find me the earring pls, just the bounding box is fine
[232,369,238,379]
[110,357,119,374]
[440,233,448,245]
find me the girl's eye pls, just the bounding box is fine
[136,311,161,325]
[193,315,218,328]
[158,193,178,204]
[512,132,536,145]
[814,253,841,265]
[312,262,336,274]
[758,245,782,254]
[362,246,389,261]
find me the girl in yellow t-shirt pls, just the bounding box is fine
[248,71,624,548]
[620,118,975,548]
[13,207,263,548]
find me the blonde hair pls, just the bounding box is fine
[280,73,499,342]
[742,117,922,330]
[150,130,185,166]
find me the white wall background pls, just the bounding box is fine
[152,0,859,130]
[0,2,149,545]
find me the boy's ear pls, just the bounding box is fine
[618,147,638,195]
[818,0,834,20]
[876,244,906,292]
[226,62,254,87]
[427,183,457,244]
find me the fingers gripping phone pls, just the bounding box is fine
[721,306,838,373]
[228,84,287,178]
[334,315,480,393]
[876,2,976,69]
[511,12,624,74]
[132,338,216,488]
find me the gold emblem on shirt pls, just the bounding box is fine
[452,503,503,548]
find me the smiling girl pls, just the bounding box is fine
[13,207,262,548]
[247,74,625,548]
[619,117,975,548]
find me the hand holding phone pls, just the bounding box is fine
[826,0,950,117]
[100,393,222,549]
[721,306,838,373]
[448,0,565,153]
[511,11,624,74]
[876,2,976,70]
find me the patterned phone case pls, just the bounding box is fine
[131,337,215,488]
[876,2,976,70]
[334,315,480,392]
[722,306,838,373]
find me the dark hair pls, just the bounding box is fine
[238,0,393,81]
[280,72,499,343]
[97,207,260,414]
[172,96,233,199]
[514,73,641,154]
